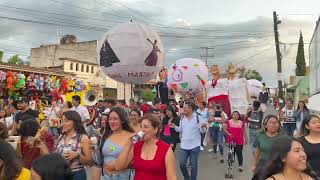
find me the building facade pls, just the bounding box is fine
[29,40,134,103]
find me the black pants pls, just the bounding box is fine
[201,133,205,147]
[234,145,243,166]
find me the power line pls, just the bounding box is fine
[0,10,274,40]
[44,0,275,34]
[46,0,129,19]
[106,0,153,22]
[0,15,110,31]
[0,7,114,30]
[0,5,127,24]
[94,0,148,24]
[167,37,272,53]
[237,46,274,65]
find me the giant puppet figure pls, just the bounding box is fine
[206,65,231,118]
[226,63,251,115]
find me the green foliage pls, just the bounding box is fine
[0,51,3,61]
[7,54,23,65]
[238,66,263,81]
[295,31,306,76]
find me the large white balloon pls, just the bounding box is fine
[248,79,263,97]
[167,58,208,96]
[97,22,165,84]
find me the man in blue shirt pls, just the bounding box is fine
[172,101,207,180]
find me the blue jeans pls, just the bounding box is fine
[72,168,86,180]
[249,128,258,154]
[283,123,296,136]
[210,126,224,155]
[179,146,200,180]
[101,170,132,180]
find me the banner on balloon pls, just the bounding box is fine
[167,58,208,97]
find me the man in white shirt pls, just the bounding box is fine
[48,100,61,137]
[71,95,91,136]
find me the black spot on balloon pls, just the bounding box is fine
[100,40,120,67]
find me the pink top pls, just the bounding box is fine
[225,120,245,145]
[133,140,169,180]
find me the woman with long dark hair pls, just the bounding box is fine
[160,106,180,151]
[54,110,92,180]
[253,136,317,180]
[98,107,134,180]
[224,111,247,172]
[293,101,310,134]
[252,115,285,172]
[298,115,320,176]
[0,139,31,180]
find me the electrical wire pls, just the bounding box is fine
[236,46,274,65]
[46,0,129,19]
[0,5,128,24]
[0,15,110,31]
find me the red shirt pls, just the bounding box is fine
[140,104,152,115]
[133,140,169,180]
[21,134,54,169]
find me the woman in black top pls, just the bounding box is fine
[253,136,317,180]
[298,115,320,176]
[160,106,180,151]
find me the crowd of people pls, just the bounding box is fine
[0,93,319,180]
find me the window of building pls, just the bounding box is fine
[86,65,89,73]
[70,62,73,70]
[76,63,79,71]
[81,64,84,72]
[91,66,94,73]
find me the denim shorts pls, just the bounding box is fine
[249,128,258,153]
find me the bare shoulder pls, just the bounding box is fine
[265,174,281,180]
[301,173,312,180]
[123,131,134,138]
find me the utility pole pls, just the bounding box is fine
[200,47,214,65]
[273,11,283,99]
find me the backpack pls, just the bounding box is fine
[249,111,261,129]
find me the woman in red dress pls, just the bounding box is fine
[109,113,177,180]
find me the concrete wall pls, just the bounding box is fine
[29,40,140,102]
[30,41,97,68]
[117,83,133,104]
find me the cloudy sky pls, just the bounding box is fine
[0,0,319,86]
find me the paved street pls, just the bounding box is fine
[175,104,278,180]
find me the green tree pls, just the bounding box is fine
[0,51,3,61]
[238,66,263,81]
[7,54,23,65]
[296,31,306,76]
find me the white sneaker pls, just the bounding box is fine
[200,146,204,151]
[208,148,213,152]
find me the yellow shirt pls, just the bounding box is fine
[16,168,31,180]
